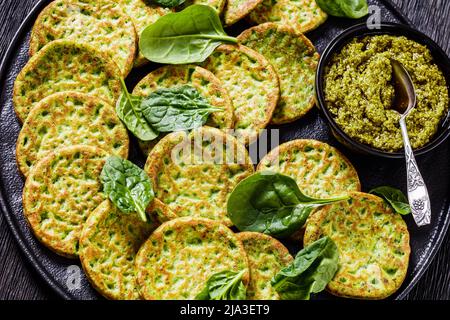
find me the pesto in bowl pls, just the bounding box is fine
[323,35,449,152]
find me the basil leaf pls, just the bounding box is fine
[228,172,349,238]
[369,186,411,215]
[151,0,186,8]
[196,270,247,300]
[116,79,159,141]
[140,5,237,64]
[100,156,155,222]
[271,237,339,300]
[316,0,369,19]
[141,85,222,132]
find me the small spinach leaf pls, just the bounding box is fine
[271,237,339,300]
[369,186,411,215]
[316,0,369,19]
[100,156,155,222]
[116,79,159,141]
[151,0,186,8]
[140,5,237,64]
[141,85,222,132]
[196,270,247,300]
[228,172,349,238]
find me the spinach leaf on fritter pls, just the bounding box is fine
[369,186,411,215]
[271,237,339,300]
[196,270,247,300]
[316,0,369,19]
[101,156,154,222]
[228,172,349,238]
[116,79,159,141]
[141,85,222,132]
[140,5,237,64]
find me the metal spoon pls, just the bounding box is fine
[391,59,431,226]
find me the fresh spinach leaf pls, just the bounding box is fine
[150,0,186,8]
[316,0,369,19]
[227,172,349,238]
[141,85,222,132]
[369,186,411,215]
[139,5,237,64]
[271,237,339,300]
[196,270,247,300]
[116,79,159,141]
[100,156,155,222]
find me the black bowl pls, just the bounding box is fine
[315,22,450,159]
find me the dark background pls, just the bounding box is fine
[0,0,449,300]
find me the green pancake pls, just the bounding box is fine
[79,200,156,300]
[23,145,108,258]
[238,23,319,124]
[304,192,411,300]
[203,44,279,145]
[249,0,328,34]
[135,217,249,300]
[237,232,293,300]
[145,127,254,226]
[16,92,129,177]
[146,198,179,224]
[224,0,264,26]
[257,139,361,198]
[183,1,226,14]
[29,0,137,76]
[116,0,172,67]
[133,64,234,156]
[14,40,121,123]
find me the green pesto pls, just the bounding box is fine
[324,35,448,152]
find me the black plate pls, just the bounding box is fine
[1,0,449,300]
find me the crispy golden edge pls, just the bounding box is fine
[193,66,235,129]
[224,0,264,26]
[256,139,361,192]
[28,7,43,57]
[22,145,108,259]
[146,198,178,224]
[29,0,137,77]
[144,130,185,184]
[135,217,250,300]
[237,22,318,124]
[210,44,280,145]
[16,91,130,178]
[304,192,411,300]
[14,39,122,123]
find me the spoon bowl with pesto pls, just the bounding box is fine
[390,59,431,226]
[316,23,450,159]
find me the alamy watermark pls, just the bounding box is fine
[170,129,280,166]
[66,265,81,291]
[367,5,382,29]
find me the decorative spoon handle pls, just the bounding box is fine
[400,118,431,226]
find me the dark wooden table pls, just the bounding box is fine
[0,0,449,300]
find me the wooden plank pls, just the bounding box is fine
[391,0,450,55]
